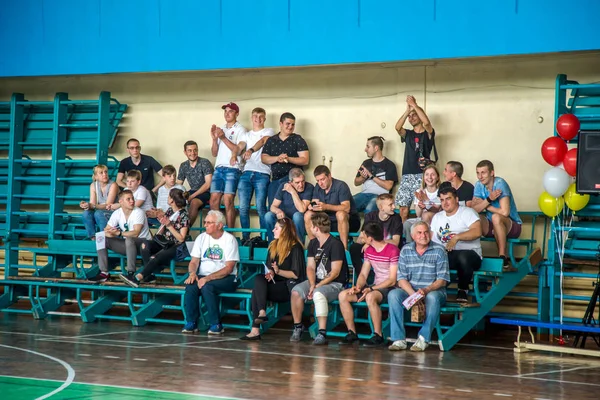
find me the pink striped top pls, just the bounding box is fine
[364,243,400,285]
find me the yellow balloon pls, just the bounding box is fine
[564,183,590,211]
[538,191,564,217]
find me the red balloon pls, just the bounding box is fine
[563,148,577,176]
[541,136,568,166]
[556,114,580,141]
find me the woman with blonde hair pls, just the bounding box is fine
[80,164,118,239]
[240,217,306,340]
[403,164,442,243]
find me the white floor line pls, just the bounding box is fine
[418,385,436,389]
[133,358,147,361]
[69,331,133,339]
[104,356,120,359]
[281,372,296,375]
[190,363,205,367]
[455,389,473,392]
[0,345,75,400]
[516,365,600,377]
[32,338,149,349]
[313,375,329,378]
[220,366,235,369]
[178,344,600,388]
[250,368,265,372]
[0,330,59,338]
[160,360,175,364]
[347,378,364,381]
[78,354,91,357]
[138,338,238,348]
[493,394,513,397]
[382,381,399,385]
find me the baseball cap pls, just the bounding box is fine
[221,102,239,113]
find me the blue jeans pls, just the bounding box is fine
[82,209,111,238]
[238,171,270,240]
[265,211,306,242]
[353,192,378,213]
[388,288,446,342]
[268,175,289,207]
[211,167,241,195]
[184,275,238,326]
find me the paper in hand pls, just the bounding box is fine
[95,232,106,250]
[402,291,424,310]
[263,263,275,283]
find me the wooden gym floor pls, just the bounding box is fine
[1,314,599,400]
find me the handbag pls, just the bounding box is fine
[175,242,190,261]
[153,233,172,249]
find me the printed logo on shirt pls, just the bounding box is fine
[314,248,329,280]
[203,245,224,261]
[437,223,455,244]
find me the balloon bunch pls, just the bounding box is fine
[539,114,589,217]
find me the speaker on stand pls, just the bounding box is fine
[576,130,600,195]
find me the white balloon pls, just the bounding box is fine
[543,167,571,198]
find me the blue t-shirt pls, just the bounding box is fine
[274,182,314,218]
[473,177,522,224]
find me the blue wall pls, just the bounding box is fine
[1,0,599,77]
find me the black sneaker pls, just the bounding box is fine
[339,331,359,345]
[118,272,139,288]
[363,334,385,347]
[456,289,469,303]
[88,272,109,283]
[141,274,157,284]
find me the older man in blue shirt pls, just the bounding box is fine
[388,220,450,352]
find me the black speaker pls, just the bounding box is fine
[576,130,600,195]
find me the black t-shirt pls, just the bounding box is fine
[118,155,163,192]
[312,178,357,216]
[456,180,475,206]
[356,157,399,194]
[401,129,436,175]
[307,235,348,284]
[266,242,306,285]
[362,211,403,243]
[262,133,309,180]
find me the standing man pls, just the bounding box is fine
[394,95,436,222]
[430,185,482,303]
[264,168,314,242]
[89,190,152,283]
[261,112,310,206]
[442,161,474,207]
[353,136,399,213]
[117,138,164,193]
[238,107,276,242]
[472,160,522,270]
[307,165,361,250]
[209,102,247,229]
[178,140,214,226]
[182,210,239,335]
[388,221,450,352]
[289,212,349,345]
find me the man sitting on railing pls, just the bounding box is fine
[182,210,239,335]
[290,212,349,345]
[265,168,314,242]
[430,183,482,303]
[388,221,449,352]
[472,160,522,270]
[88,190,152,283]
[338,222,399,347]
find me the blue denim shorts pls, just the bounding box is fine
[211,167,241,195]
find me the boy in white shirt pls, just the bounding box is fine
[150,164,186,217]
[89,190,151,283]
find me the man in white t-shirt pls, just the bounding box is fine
[430,185,482,303]
[209,102,248,228]
[238,107,276,241]
[182,210,239,335]
[89,190,151,283]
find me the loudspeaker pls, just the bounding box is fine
[576,130,600,195]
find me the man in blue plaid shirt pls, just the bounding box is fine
[388,220,450,352]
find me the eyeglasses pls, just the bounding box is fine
[203,221,216,225]
[127,146,141,150]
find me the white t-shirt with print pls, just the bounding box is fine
[242,128,275,175]
[430,206,482,258]
[133,186,154,211]
[215,122,248,170]
[190,230,240,276]
[107,207,152,240]
[156,184,186,212]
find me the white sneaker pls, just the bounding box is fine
[388,339,407,351]
[410,335,429,352]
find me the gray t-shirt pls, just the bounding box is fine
[178,158,214,191]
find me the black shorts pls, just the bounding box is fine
[189,191,210,207]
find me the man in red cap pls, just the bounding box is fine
[209,102,248,228]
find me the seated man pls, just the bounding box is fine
[148,164,186,218]
[430,185,482,303]
[472,160,522,270]
[290,212,349,345]
[442,161,474,207]
[178,140,214,226]
[89,190,152,283]
[338,222,399,347]
[182,210,239,335]
[116,138,163,193]
[388,221,450,352]
[349,193,402,272]
[353,136,398,213]
[306,165,361,250]
[265,168,314,242]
